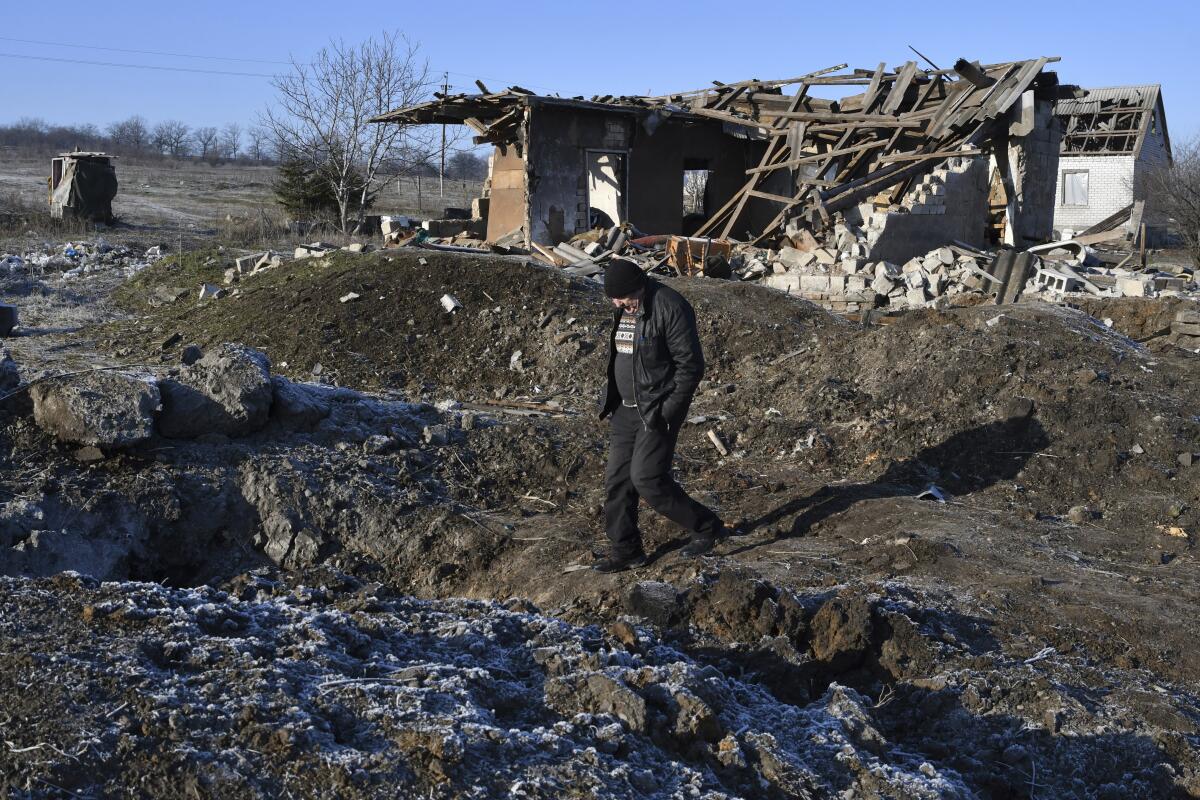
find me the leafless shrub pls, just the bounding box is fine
[1142,135,1200,265]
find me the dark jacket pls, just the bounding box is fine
[599,279,705,429]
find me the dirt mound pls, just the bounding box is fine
[689,301,1200,538]
[103,249,836,405]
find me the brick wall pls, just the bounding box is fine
[1051,154,1135,233]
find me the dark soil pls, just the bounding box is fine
[3,247,1200,797]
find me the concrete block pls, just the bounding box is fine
[776,246,811,270]
[813,248,837,265]
[905,287,929,306]
[1175,308,1200,325]
[471,197,490,220]
[764,274,800,293]
[904,270,927,290]
[936,247,956,266]
[1116,277,1149,297]
[871,274,894,295]
[846,276,867,293]
[800,275,830,293]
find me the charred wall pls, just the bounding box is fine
[523,103,757,245]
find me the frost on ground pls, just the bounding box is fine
[0,572,976,799]
[0,569,1186,799]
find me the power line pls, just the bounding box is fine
[0,52,276,77]
[0,36,292,65]
[0,34,555,93]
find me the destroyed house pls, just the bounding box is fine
[373,58,1066,261]
[1052,85,1172,237]
[372,88,786,245]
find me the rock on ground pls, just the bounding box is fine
[158,344,273,438]
[30,370,160,448]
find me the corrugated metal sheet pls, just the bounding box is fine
[1055,85,1160,116]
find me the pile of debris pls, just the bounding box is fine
[0,238,165,280]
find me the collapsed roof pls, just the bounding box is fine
[1054,85,1170,158]
[373,57,1066,243]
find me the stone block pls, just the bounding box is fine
[1175,308,1200,325]
[813,248,837,265]
[905,287,929,306]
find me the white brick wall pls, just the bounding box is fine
[1052,154,1135,232]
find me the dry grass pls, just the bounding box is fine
[0,190,97,243]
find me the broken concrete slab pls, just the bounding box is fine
[30,370,160,449]
[236,253,265,274]
[157,344,273,439]
[198,283,225,301]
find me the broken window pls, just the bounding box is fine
[586,151,626,228]
[1063,170,1089,207]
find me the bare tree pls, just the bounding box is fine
[246,126,270,163]
[260,31,436,232]
[221,122,242,160]
[107,115,150,154]
[193,126,220,161]
[152,120,191,158]
[1142,136,1200,266]
[683,170,710,215]
[446,150,487,181]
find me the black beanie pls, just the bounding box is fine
[603,259,646,298]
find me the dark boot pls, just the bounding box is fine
[593,550,650,573]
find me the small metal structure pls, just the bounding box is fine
[49,151,118,223]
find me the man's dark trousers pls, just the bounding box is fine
[604,404,723,557]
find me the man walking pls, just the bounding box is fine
[593,259,726,573]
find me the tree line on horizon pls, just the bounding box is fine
[0,115,488,181]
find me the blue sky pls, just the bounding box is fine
[2,0,1197,143]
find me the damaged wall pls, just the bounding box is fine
[1000,92,1061,246]
[1052,154,1136,233]
[486,145,527,242]
[862,156,991,263]
[523,103,757,245]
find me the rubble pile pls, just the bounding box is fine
[0,238,165,281]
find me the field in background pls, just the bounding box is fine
[0,150,484,251]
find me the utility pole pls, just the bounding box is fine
[439,71,448,199]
